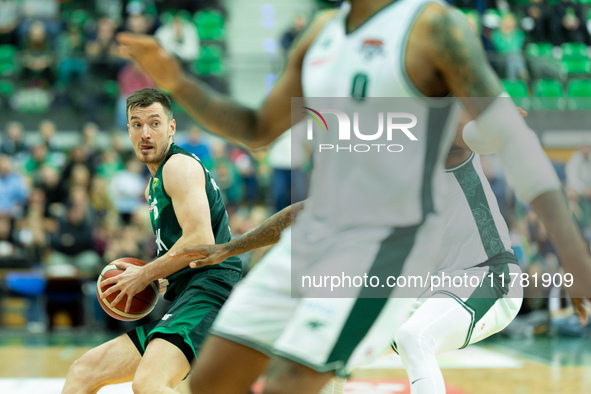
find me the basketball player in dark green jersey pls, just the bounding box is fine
[62,88,241,394]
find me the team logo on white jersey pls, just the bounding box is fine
[360,38,384,60]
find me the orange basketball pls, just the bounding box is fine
[96,257,159,321]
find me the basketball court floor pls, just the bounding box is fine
[0,330,589,393]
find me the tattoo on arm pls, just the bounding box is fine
[430,8,502,109]
[226,201,305,255]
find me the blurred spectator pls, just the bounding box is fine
[155,16,200,70]
[21,0,59,21]
[58,145,95,196]
[19,1,60,44]
[39,119,60,153]
[108,158,147,224]
[81,122,102,169]
[522,0,556,43]
[0,0,21,46]
[281,15,306,54]
[89,176,115,220]
[24,143,61,182]
[95,0,124,22]
[35,164,64,212]
[15,188,50,262]
[53,146,91,203]
[115,61,155,129]
[48,201,101,276]
[566,143,591,199]
[231,147,259,206]
[267,129,309,213]
[57,24,87,86]
[96,149,124,180]
[20,20,56,88]
[124,12,152,35]
[85,17,120,82]
[491,13,528,80]
[180,125,212,169]
[69,164,92,193]
[566,186,591,239]
[211,141,242,209]
[0,154,29,217]
[1,122,29,164]
[0,214,22,257]
[557,0,588,44]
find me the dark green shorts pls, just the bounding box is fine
[128,268,242,364]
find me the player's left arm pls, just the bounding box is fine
[101,154,215,312]
[421,4,591,322]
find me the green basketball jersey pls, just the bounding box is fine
[147,143,241,299]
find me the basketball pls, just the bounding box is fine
[96,257,159,321]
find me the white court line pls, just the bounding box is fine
[0,379,131,394]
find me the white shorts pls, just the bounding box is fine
[211,215,444,376]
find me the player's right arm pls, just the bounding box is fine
[117,11,336,149]
[417,3,591,320]
[172,201,305,268]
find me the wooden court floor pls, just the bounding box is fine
[1,336,590,394]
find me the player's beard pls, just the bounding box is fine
[137,139,170,165]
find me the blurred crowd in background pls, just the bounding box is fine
[0,0,591,338]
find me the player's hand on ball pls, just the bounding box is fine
[100,261,151,313]
[171,244,230,269]
[116,33,185,93]
[158,278,169,295]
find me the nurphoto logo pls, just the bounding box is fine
[303,107,418,153]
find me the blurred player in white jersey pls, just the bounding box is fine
[116,0,591,392]
[171,112,526,394]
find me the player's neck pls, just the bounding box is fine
[347,0,397,33]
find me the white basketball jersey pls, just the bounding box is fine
[296,0,459,229]
[436,153,513,271]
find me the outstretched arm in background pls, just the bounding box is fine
[420,4,591,322]
[117,11,336,149]
[172,201,305,268]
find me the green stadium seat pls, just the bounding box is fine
[525,42,554,59]
[562,58,591,74]
[0,45,18,77]
[567,78,591,109]
[532,79,565,110]
[501,79,531,109]
[103,79,119,99]
[171,101,185,115]
[577,0,591,5]
[194,10,225,41]
[459,8,479,21]
[0,79,15,97]
[69,9,91,27]
[561,42,588,60]
[193,45,225,76]
[161,10,193,25]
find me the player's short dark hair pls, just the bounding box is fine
[126,88,173,120]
